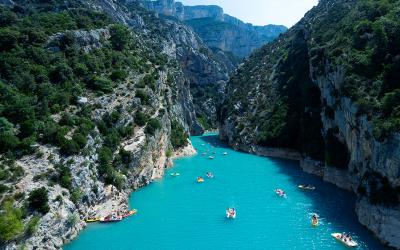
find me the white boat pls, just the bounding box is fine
[170,173,180,177]
[331,233,358,247]
[209,156,214,159]
[226,208,236,219]
[222,152,228,155]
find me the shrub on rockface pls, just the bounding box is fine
[145,118,161,135]
[134,111,149,127]
[170,120,188,149]
[28,187,50,214]
[0,201,24,242]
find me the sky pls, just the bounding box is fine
[178,0,319,27]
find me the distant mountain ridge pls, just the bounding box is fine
[140,0,287,58]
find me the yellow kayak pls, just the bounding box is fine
[85,218,100,223]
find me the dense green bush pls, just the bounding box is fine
[87,76,114,93]
[140,74,157,91]
[56,164,72,190]
[145,118,161,135]
[135,90,150,105]
[134,111,149,127]
[59,139,80,156]
[110,70,128,81]
[70,188,83,204]
[25,216,40,236]
[0,201,23,242]
[28,187,49,214]
[110,24,131,51]
[170,121,188,149]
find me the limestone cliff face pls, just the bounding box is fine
[0,0,203,249]
[140,0,287,58]
[219,0,400,248]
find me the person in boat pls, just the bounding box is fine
[311,214,318,224]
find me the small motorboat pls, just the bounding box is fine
[197,177,204,183]
[222,152,228,155]
[85,217,100,223]
[209,156,215,159]
[100,214,122,223]
[122,209,137,218]
[275,189,286,198]
[170,172,180,177]
[331,233,358,247]
[206,172,214,178]
[226,208,236,219]
[298,184,316,191]
[202,152,207,155]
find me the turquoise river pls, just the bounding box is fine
[65,133,388,250]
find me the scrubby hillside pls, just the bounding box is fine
[0,0,205,248]
[220,0,400,248]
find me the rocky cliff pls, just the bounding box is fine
[140,0,287,58]
[0,0,204,249]
[137,0,286,128]
[219,0,400,248]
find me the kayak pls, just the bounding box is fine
[122,209,137,218]
[311,218,319,227]
[331,233,358,247]
[85,218,100,223]
[298,184,316,191]
[170,173,180,177]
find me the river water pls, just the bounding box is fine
[65,133,387,250]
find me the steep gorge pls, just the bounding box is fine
[1,0,398,249]
[220,0,400,248]
[138,0,287,128]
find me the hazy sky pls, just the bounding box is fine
[179,0,318,27]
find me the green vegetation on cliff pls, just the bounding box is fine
[308,0,400,140]
[221,0,400,166]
